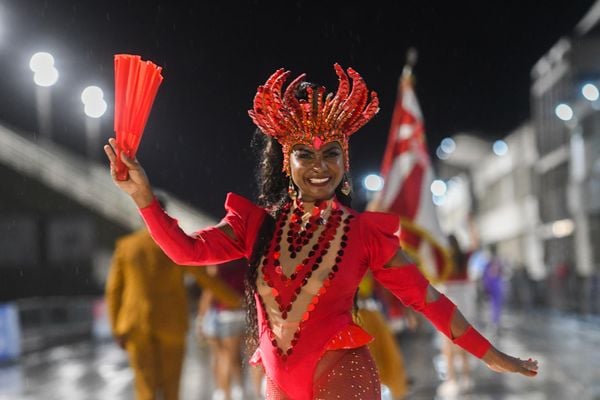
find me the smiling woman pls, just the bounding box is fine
[104,64,539,399]
[290,142,345,203]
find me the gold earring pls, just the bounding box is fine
[341,176,351,196]
[288,179,297,200]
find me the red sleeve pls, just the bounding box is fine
[359,211,401,270]
[139,192,266,265]
[358,211,433,310]
[373,263,491,358]
[219,193,266,260]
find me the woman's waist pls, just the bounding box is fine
[261,311,355,342]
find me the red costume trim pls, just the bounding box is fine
[453,326,492,359]
[421,293,456,339]
[325,323,373,350]
[371,263,491,359]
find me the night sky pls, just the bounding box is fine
[0,1,595,217]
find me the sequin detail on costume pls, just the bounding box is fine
[257,200,354,360]
[265,347,381,399]
[325,324,373,350]
[314,347,381,399]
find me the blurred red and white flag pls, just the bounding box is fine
[370,75,451,282]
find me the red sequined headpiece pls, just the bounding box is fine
[248,64,379,174]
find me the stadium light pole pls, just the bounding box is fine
[81,86,107,162]
[30,52,59,141]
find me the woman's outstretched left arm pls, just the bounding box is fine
[374,249,539,377]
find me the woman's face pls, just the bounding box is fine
[290,141,344,202]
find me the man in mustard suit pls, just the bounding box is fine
[106,203,242,400]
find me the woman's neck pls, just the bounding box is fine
[300,200,315,214]
[295,196,334,214]
[290,196,336,230]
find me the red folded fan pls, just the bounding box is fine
[113,54,164,180]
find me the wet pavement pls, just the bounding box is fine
[0,309,598,400]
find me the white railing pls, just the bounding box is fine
[0,124,215,232]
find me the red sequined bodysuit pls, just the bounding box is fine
[139,193,479,399]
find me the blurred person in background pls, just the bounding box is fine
[196,259,246,400]
[483,244,506,336]
[106,194,241,400]
[511,262,533,313]
[436,234,477,397]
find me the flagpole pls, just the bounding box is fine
[402,47,418,80]
[367,47,419,212]
[371,47,454,282]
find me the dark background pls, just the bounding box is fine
[0,1,594,216]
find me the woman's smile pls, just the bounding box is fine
[290,141,344,202]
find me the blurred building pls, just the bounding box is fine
[434,133,487,249]
[436,127,544,279]
[436,2,600,315]
[530,1,600,313]
[472,125,544,280]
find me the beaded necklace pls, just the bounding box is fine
[287,199,332,259]
[258,197,354,360]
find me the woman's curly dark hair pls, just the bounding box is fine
[243,82,354,354]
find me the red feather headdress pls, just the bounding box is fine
[248,64,379,174]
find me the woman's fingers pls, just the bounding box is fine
[105,137,141,171]
[106,138,132,167]
[120,151,140,170]
[104,138,120,166]
[109,164,118,181]
[519,365,538,377]
[488,351,539,377]
[104,142,117,162]
[108,137,118,152]
[521,358,539,376]
[105,139,129,182]
[121,154,137,169]
[509,356,538,377]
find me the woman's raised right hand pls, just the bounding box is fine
[104,138,154,208]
